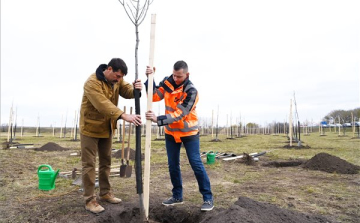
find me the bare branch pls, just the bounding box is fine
[119,0,154,25]
[126,2,137,20]
[118,0,125,6]
[130,0,138,12]
[138,0,150,25]
[122,4,136,25]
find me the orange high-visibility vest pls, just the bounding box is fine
[146,75,199,143]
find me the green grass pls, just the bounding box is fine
[1,130,359,222]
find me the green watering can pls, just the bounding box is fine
[37,164,60,191]
[206,151,216,164]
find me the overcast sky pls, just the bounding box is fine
[1,0,359,128]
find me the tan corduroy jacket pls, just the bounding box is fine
[80,71,134,138]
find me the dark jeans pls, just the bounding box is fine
[165,134,213,202]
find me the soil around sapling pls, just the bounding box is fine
[17,193,335,223]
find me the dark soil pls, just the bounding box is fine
[2,141,21,149]
[1,136,357,223]
[210,139,222,142]
[235,153,256,165]
[283,144,311,149]
[303,152,360,174]
[92,196,336,223]
[200,196,335,223]
[32,194,334,223]
[263,160,304,167]
[34,142,70,151]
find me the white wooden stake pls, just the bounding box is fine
[352,112,355,137]
[7,106,13,143]
[53,122,55,137]
[71,110,75,138]
[144,14,156,220]
[289,99,293,146]
[60,114,63,138]
[35,116,39,137]
[211,110,214,138]
[226,114,229,137]
[21,119,24,138]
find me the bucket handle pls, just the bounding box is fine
[37,164,53,173]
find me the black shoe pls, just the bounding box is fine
[162,197,184,206]
[201,200,214,211]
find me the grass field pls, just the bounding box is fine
[0,128,359,222]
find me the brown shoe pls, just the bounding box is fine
[100,192,122,204]
[85,199,105,214]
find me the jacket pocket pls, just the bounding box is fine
[85,112,105,121]
[84,112,106,134]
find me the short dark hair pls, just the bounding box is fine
[108,58,128,75]
[173,60,188,73]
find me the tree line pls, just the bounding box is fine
[323,107,360,123]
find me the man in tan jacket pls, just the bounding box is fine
[80,58,142,214]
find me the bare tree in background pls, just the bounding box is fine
[117,0,154,220]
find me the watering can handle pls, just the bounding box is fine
[37,164,53,173]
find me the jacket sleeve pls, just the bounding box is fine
[144,78,165,102]
[157,86,198,126]
[84,79,123,121]
[118,79,136,99]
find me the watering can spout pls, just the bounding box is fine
[50,169,60,188]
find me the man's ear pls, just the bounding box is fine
[107,66,113,71]
[186,72,190,78]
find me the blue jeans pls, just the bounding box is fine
[165,134,213,202]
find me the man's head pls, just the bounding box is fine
[104,58,128,84]
[173,60,189,85]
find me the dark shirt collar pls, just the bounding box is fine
[96,64,113,87]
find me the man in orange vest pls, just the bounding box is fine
[145,60,213,211]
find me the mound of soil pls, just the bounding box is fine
[34,142,70,151]
[303,153,360,174]
[200,196,334,223]
[235,153,256,165]
[112,148,144,160]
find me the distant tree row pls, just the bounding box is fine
[323,107,360,123]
